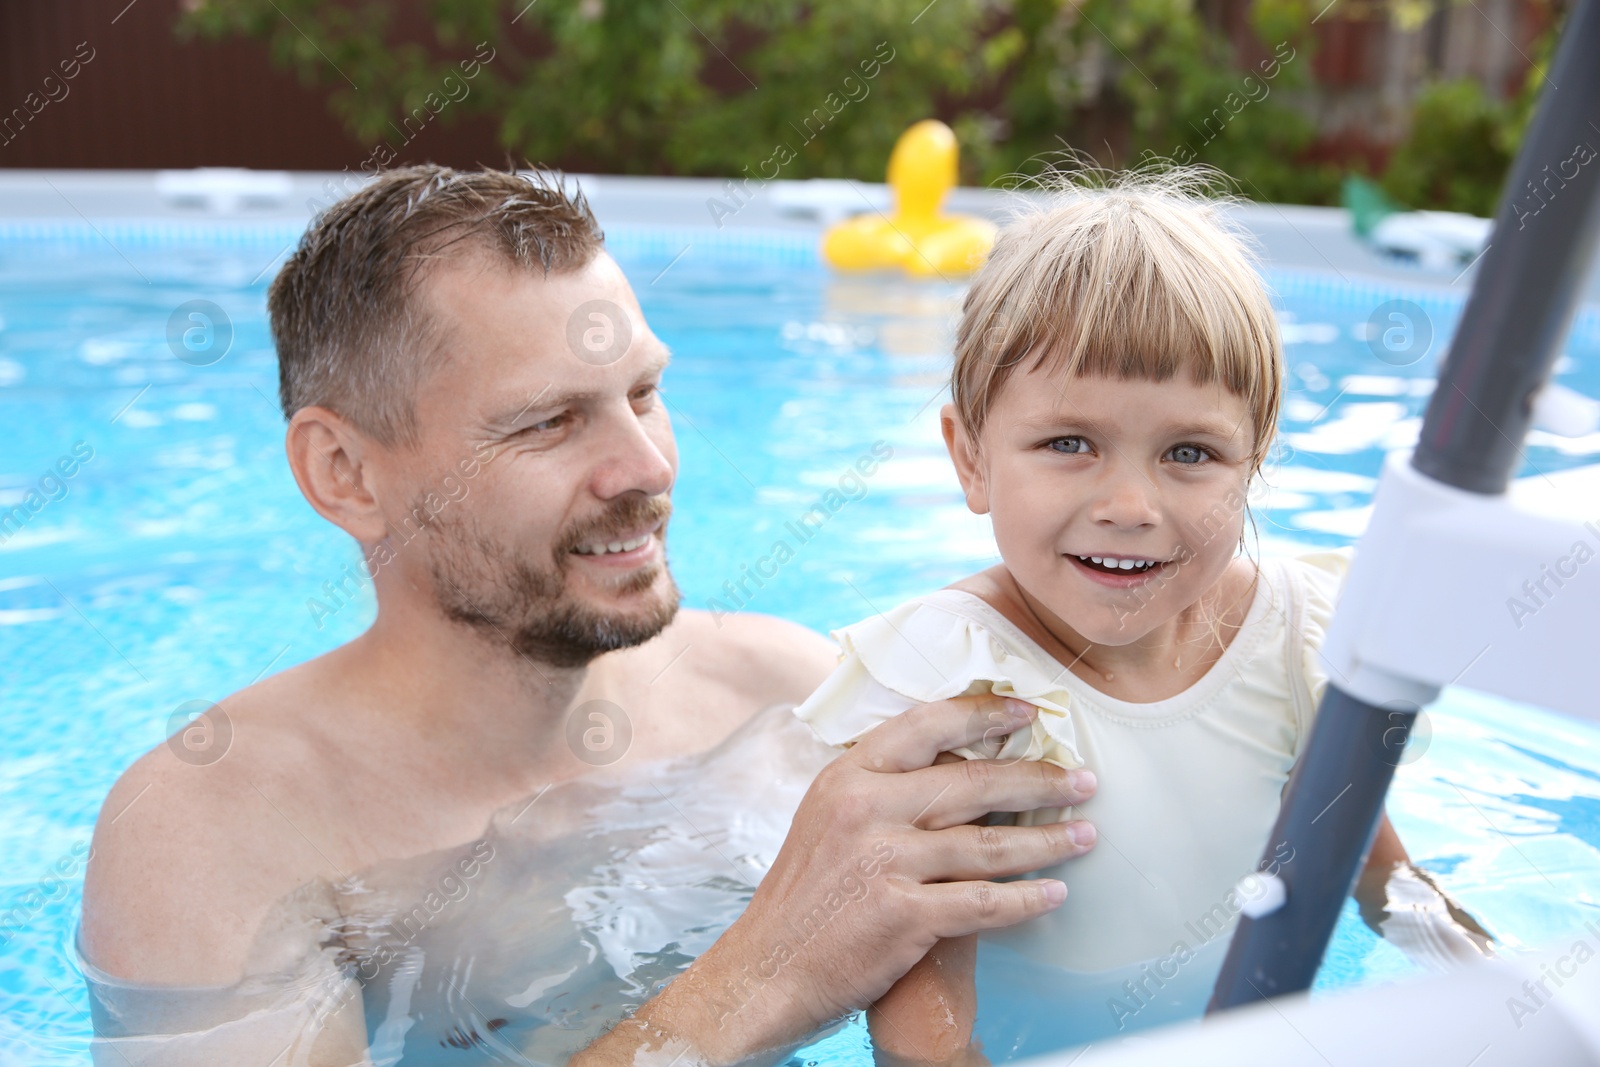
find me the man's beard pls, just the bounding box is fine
[422,493,680,670]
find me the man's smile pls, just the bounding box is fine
[570,518,665,566]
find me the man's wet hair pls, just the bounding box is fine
[270,164,605,447]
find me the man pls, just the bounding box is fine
[80,166,1097,1065]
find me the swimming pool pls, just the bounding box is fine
[2,216,1599,1064]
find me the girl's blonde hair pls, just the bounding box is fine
[951,165,1283,478]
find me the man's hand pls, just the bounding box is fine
[575,695,1098,1066]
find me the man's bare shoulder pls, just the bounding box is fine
[583,610,838,765]
[672,608,839,707]
[79,662,351,985]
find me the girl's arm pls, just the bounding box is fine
[868,750,990,1066]
[1355,811,1496,967]
[1353,809,1410,921]
[867,934,983,1067]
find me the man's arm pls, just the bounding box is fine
[82,747,295,983]
[572,695,1099,1066]
[81,734,373,1066]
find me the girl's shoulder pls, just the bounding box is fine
[798,584,1069,704]
[1277,545,1355,635]
[1284,543,1354,581]
[1270,546,1356,740]
[942,563,1010,603]
[794,586,1081,761]
[825,585,1041,703]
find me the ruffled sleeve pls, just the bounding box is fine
[1291,546,1355,743]
[792,595,1084,771]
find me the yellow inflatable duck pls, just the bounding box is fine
[823,119,996,279]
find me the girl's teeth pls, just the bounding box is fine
[1077,555,1157,572]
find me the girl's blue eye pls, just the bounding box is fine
[1046,437,1212,462]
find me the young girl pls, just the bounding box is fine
[794,171,1493,1062]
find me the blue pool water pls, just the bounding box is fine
[2,219,1599,1064]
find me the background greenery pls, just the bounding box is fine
[180,0,1563,213]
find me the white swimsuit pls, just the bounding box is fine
[793,550,1351,1029]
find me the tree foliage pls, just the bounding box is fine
[178,0,1553,209]
[1378,5,1562,217]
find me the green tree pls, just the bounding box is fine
[972,0,1337,203]
[180,0,1007,181]
[178,0,1558,209]
[1378,1,1564,217]
[1379,80,1515,216]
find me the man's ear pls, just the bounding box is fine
[940,403,990,515]
[284,406,392,545]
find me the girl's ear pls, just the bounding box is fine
[940,403,990,515]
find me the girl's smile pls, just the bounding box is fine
[1068,553,1171,585]
[944,365,1260,683]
